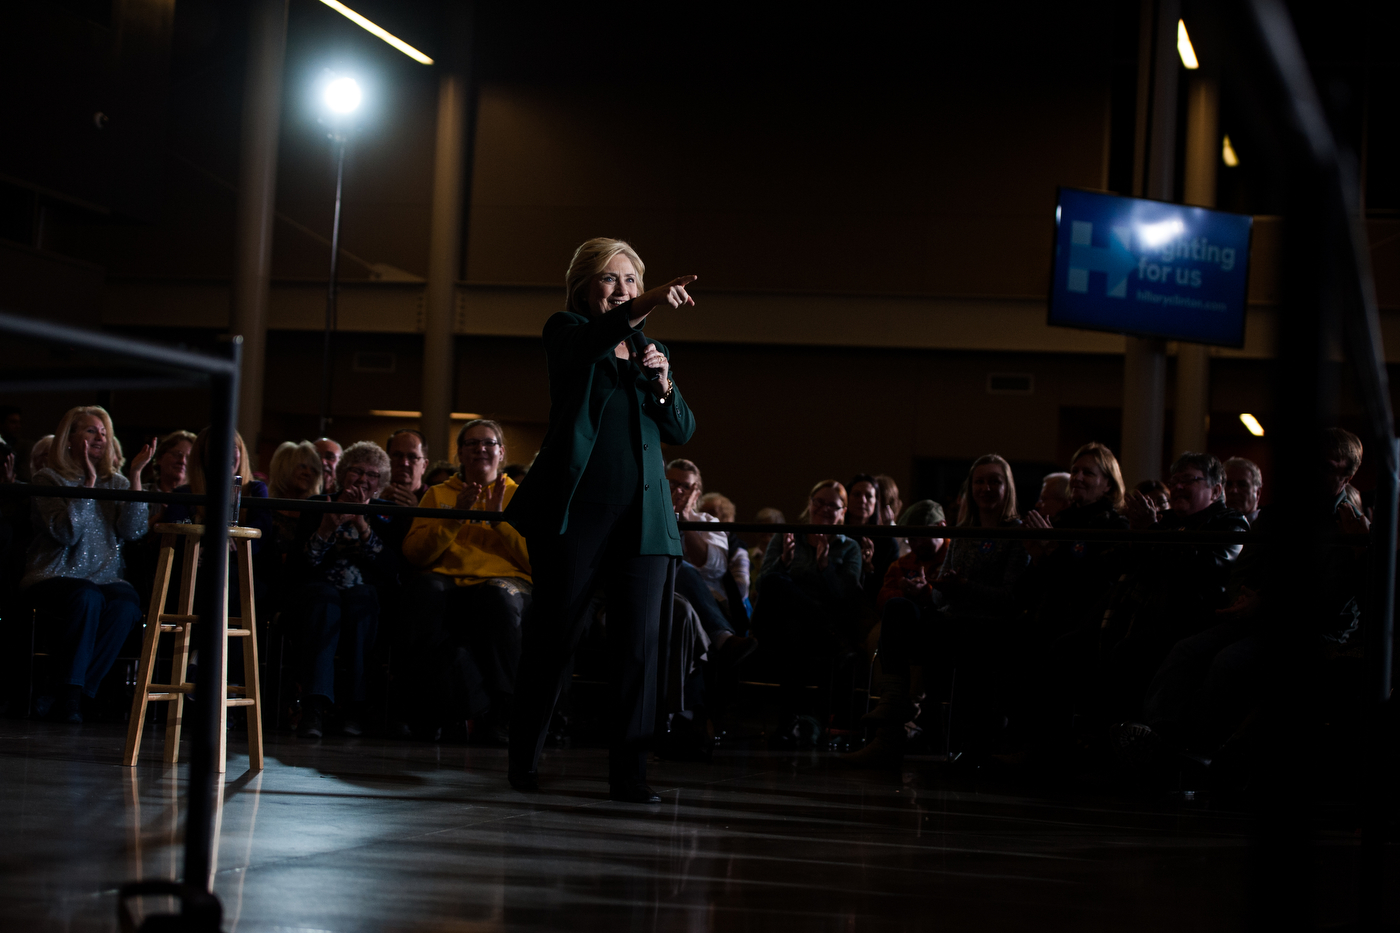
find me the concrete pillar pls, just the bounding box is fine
[421,6,473,460]
[230,0,288,457]
[1173,76,1220,457]
[1120,0,1180,485]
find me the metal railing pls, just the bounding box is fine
[1,483,1372,546]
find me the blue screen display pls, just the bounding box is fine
[1048,187,1253,347]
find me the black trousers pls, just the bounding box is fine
[509,501,669,783]
[406,573,528,722]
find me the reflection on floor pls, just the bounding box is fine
[0,721,1384,931]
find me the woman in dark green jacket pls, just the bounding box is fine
[506,237,697,802]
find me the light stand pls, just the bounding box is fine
[320,131,346,436]
[317,74,361,436]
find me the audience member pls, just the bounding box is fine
[1,405,33,481]
[754,480,863,746]
[875,474,907,557]
[1034,472,1072,518]
[913,455,1029,751]
[424,460,456,487]
[1134,478,1170,512]
[22,406,154,723]
[1099,452,1248,725]
[1223,457,1263,525]
[314,438,343,494]
[143,430,196,528]
[1128,430,1366,761]
[937,454,1028,622]
[401,419,531,742]
[268,441,324,552]
[697,491,753,620]
[666,460,756,669]
[29,434,54,477]
[844,500,949,767]
[285,442,398,737]
[1017,443,1131,752]
[383,429,429,508]
[847,473,898,606]
[747,507,785,596]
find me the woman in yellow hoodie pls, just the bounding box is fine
[400,419,530,742]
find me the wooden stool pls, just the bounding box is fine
[123,523,264,772]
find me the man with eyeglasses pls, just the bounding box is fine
[1101,452,1248,753]
[384,429,430,508]
[1128,428,1371,764]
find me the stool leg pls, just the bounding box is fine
[235,539,264,771]
[164,538,200,765]
[124,537,177,766]
[217,549,230,774]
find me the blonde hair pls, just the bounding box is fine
[269,440,324,499]
[1070,441,1126,511]
[29,434,54,476]
[186,427,254,523]
[956,454,1018,527]
[50,406,121,481]
[697,492,735,523]
[564,238,646,316]
[799,479,847,521]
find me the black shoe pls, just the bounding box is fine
[508,768,540,792]
[298,698,326,738]
[339,717,363,737]
[609,780,661,804]
[715,635,758,671]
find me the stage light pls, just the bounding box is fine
[317,0,434,64]
[1177,20,1199,69]
[1222,135,1240,167]
[1239,413,1265,437]
[324,76,363,114]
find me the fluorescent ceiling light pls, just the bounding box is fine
[369,410,483,420]
[1177,20,1199,70]
[1239,413,1265,436]
[318,0,434,65]
[1221,135,1240,167]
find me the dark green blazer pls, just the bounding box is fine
[504,301,696,556]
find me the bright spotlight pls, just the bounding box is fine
[324,77,362,114]
[1177,20,1200,69]
[1239,413,1265,437]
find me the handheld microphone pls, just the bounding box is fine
[627,332,664,381]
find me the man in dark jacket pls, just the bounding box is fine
[1097,452,1248,724]
[1133,429,1368,755]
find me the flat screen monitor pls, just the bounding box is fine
[1048,187,1253,348]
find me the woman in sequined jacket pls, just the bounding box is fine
[23,405,155,723]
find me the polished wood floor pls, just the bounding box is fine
[0,720,1388,931]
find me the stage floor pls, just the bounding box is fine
[0,721,1384,931]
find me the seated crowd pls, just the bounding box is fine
[0,403,1377,784]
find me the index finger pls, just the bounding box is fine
[669,275,698,287]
